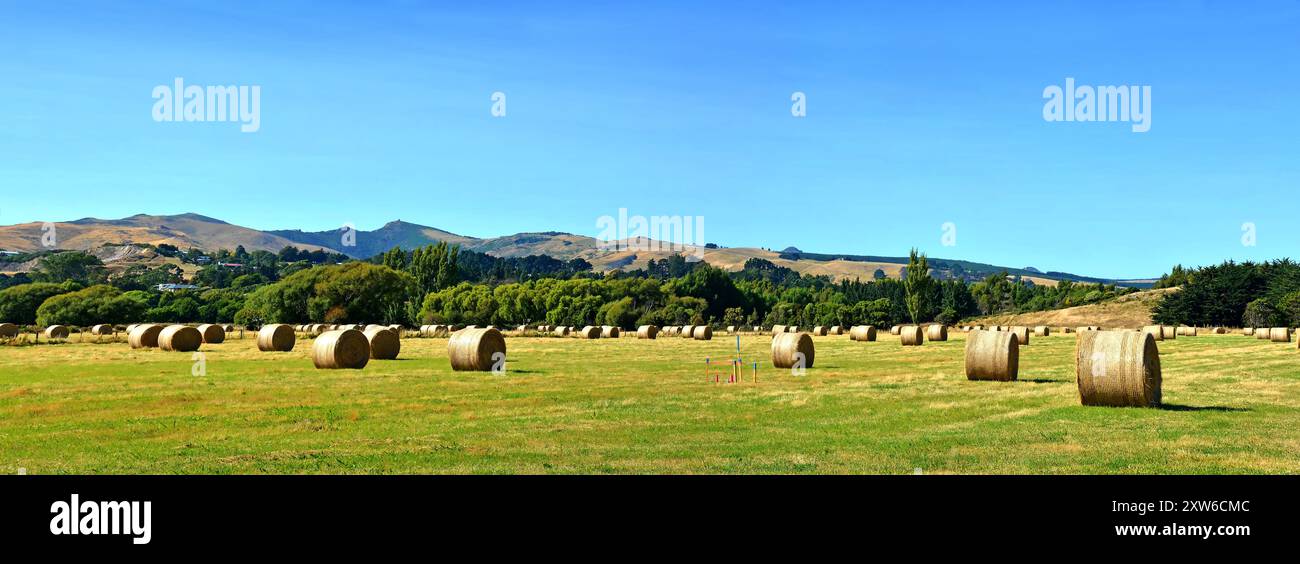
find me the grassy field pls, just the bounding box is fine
[2,330,1299,474]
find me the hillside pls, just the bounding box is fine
[0,213,1153,286]
[973,287,1179,329]
[0,214,337,255]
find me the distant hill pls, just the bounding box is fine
[973,287,1179,328]
[0,213,1155,287]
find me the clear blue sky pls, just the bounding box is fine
[1,1,1297,279]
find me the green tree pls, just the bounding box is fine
[36,285,148,326]
[0,282,79,324]
[903,248,934,324]
[30,252,107,285]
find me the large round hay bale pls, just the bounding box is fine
[771,325,787,336]
[849,325,877,342]
[829,325,843,335]
[889,325,902,336]
[811,325,828,336]
[221,324,235,332]
[158,325,202,352]
[680,325,696,339]
[90,324,113,335]
[578,326,600,339]
[1212,327,1226,334]
[965,330,1019,381]
[1160,326,1177,340]
[389,324,405,333]
[1141,325,1164,341]
[692,325,713,340]
[1008,326,1030,346]
[1255,328,1270,340]
[128,324,164,348]
[0,323,19,338]
[601,326,621,339]
[553,326,571,337]
[900,326,923,346]
[1244,327,1255,336]
[196,323,226,343]
[637,325,658,339]
[1076,330,1161,407]
[1176,326,1197,337]
[926,324,948,342]
[448,327,506,371]
[771,332,815,369]
[257,324,295,352]
[363,327,401,359]
[44,325,70,339]
[1269,327,1291,342]
[787,326,799,333]
[1033,325,1050,337]
[312,329,370,369]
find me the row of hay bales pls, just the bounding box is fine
[125,323,224,351]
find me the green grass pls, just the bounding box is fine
[2,331,1299,474]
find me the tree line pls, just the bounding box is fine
[1,243,1139,330]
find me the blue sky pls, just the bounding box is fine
[1,1,1297,279]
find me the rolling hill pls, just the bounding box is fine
[0,213,1155,286]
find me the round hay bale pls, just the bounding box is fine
[578,326,600,339]
[811,325,828,336]
[0,322,18,338]
[448,327,506,371]
[692,325,713,340]
[1160,326,1177,340]
[637,325,659,339]
[900,326,923,346]
[196,324,226,343]
[1033,325,1050,337]
[312,329,370,369]
[889,325,902,336]
[158,325,202,352]
[1244,327,1255,336]
[680,325,696,339]
[1269,327,1291,342]
[44,325,69,339]
[125,324,139,334]
[1255,328,1270,340]
[1177,326,1197,337]
[1008,326,1030,346]
[1076,330,1161,407]
[965,330,1019,381]
[601,326,621,339]
[829,325,843,335]
[1141,325,1164,341]
[553,326,571,337]
[771,332,815,369]
[90,324,113,335]
[726,325,736,333]
[363,327,401,359]
[771,325,787,336]
[926,324,948,342]
[257,324,295,352]
[221,324,235,332]
[849,325,877,342]
[128,324,164,349]
[788,326,799,333]
[1212,327,1226,334]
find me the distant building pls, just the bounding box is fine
[218,262,243,268]
[155,283,200,292]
